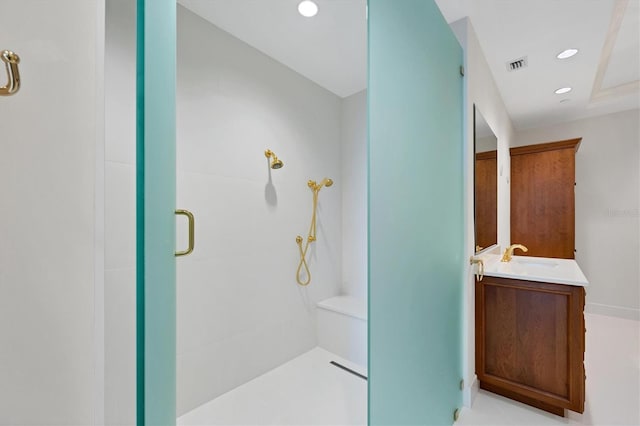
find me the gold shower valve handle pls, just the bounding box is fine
[296,236,303,244]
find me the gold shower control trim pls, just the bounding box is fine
[1,50,20,96]
[265,149,284,169]
[175,209,195,257]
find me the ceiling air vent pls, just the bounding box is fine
[506,56,528,71]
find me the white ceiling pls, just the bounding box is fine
[179,0,639,130]
[178,0,367,98]
[436,0,640,129]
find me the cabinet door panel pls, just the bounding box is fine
[484,285,517,378]
[510,139,580,259]
[476,277,585,415]
[513,289,569,397]
[484,285,569,397]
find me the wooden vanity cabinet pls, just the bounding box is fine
[475,276,585,416]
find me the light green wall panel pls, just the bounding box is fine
[368,0,464,424]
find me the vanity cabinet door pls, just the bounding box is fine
[510,138,581,259]
[475,276,585,416]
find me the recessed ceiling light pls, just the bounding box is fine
[556,48,579,59]
[555,87,572,94]
[298,0,318,17]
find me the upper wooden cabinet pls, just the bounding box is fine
[510,138,581,259]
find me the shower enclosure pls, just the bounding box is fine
[1,0,464,425]
[137,0,464,424]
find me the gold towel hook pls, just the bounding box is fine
[1,50,21,96]
[470,256,484,281]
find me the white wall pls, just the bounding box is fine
[175,6,342,415]
[0,1,102,424]
[341,90,367,299]
[514,109,640,320]
[104,0,136,424]
[451,18,516,408]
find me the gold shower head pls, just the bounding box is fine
[321,178,333,188]
[265,149,283,169]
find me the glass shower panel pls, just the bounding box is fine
[136,0,177,424]
[368,0,464,424]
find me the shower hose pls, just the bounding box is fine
[295,187,320,286]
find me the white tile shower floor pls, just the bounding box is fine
[178,348,367,426]
[179,313,639,426]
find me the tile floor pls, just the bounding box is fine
[458,313,640,426]
[178,313,638,426]
[178,348,367,425]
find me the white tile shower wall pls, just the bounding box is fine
[176,6,342,415]
[514,109,640,320]
[0,1,100,424]
[451,18,517,408]
[104,0,136,424]
[104,3,344,422]
[340,90,368,299]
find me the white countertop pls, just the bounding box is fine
[478,254,589,287]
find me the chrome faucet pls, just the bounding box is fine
[501,244,528,262]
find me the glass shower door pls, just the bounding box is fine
[368,0,464,424]
[136,0,177,424]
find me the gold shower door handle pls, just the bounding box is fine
[1,50,21,96]
[175,209,195,257]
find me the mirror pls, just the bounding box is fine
[474,105,498,253]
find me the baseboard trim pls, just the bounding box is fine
[586,303,640,321]
[463,375,479,408]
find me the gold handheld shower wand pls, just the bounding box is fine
[296,177,333,286]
